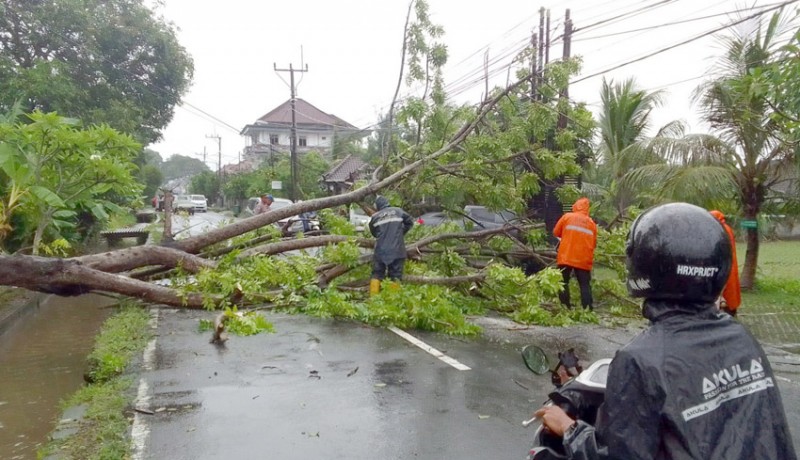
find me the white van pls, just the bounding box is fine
[189,195,208,212]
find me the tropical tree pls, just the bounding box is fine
[160,154,209,181]
[0,0,193,144]
[623,11,800,289]
[0,112,142,254]
[586,78,681,224]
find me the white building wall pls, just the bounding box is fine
[248,128,334,148]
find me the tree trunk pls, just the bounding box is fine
[741,225,759,290]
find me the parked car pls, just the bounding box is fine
[189,194,208,212]
[417,206,519,231]
[463,205,518,230]
[173,195,196,215]
[244,197,319,234]
[416,211,463,228]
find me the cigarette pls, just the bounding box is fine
[522,415,538,427]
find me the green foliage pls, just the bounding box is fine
[160,154,210,181]
[220,153,331,207]
[303,288,363,319]
[0,0,193,145]
[139,164,164,200]
[321,240,363,268]
[300,283,483,336]
[0,112,142,253]
[426,249,468,277]
[184,254,320,310]
[594,224,631,279]
[318,208,359,236]
[190,170,221,203]
[198,307,274,336]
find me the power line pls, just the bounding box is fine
[572,0,799,84]
[572,2,776,42]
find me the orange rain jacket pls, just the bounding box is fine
[553,197,597,271]
[710,210,741,310]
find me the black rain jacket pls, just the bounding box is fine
[368,198,413,263]
[564,299,797,460]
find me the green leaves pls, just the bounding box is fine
[0,0,193,144]
[0,112,142,253]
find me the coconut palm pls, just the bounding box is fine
[584,78,682,225]
[623,11,800,290]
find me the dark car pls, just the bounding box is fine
[417,206,519,231]
[416,211,461,227]
[463,206,518,230]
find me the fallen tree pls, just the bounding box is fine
[0,2,620,333]
[0,79,545,307]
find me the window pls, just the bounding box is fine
[270,134,278,145]
[298,136,307,147]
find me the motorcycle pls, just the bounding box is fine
[520,346,611,460]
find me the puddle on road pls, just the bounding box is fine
[0,294,114,459]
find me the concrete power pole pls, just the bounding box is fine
[558,9,573,131]
[206,134,222,206]
[274,62,309,202]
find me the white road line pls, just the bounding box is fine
[388,326,471,371]
[131,308,160,460]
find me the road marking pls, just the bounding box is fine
[131,308,159,460]
[388,326,471,371]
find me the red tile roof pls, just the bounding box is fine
[257,98,358,130]
[322,154,369,183]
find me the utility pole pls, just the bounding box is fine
[206,134,222,206]
[274,62,309,202]
[558,9,572,131]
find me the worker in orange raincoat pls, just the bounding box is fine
[553,197,598,310]
[710,210,741,315]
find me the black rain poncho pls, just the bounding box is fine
[368,197,413,263]
[564,299,797,460]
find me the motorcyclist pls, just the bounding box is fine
[535,202,797,460]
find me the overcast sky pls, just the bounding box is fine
[146,0,790,168]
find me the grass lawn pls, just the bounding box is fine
[736,240,800,350]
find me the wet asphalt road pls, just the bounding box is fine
[129,212,800,458]
[132,310,554,459]
[134,309,800,459]
[130,309,800,459]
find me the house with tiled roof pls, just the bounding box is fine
[240,99,363,165]
[321,154,371,195]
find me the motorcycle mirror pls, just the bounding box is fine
[521,345,549,375]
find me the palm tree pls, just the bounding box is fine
[623,12,800,290]
[585,78,681,224]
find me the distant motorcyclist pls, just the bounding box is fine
[368,196,413,295]
[535,202,797,460]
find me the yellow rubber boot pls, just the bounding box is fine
[369,279,381,296]
[388,281,400,291]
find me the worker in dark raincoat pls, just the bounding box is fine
[368,196,414,295]
[535,203,796,460]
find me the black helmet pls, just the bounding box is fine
[626,202,731,302]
